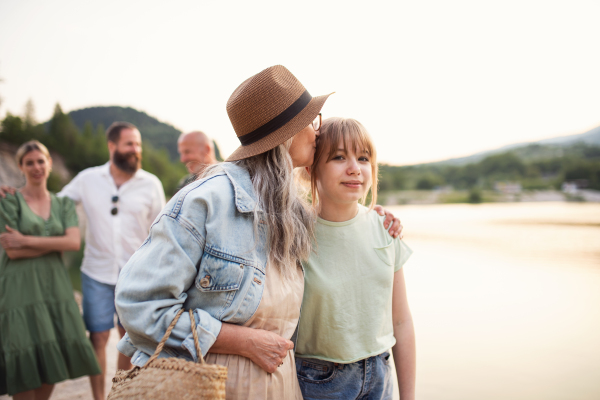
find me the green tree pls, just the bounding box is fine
[0,113,25,143]
[479,152,526,179]
[468,189,482,204]
[23,98,37,128]
[141,144,187,196]
[47,103,80,154]
[416,175,443,190]
[564,160,600,189]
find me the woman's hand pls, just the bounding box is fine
[210,323,294,374]
[373,205,404,239]
[0,186,17,198]
[245,329,295,373]
[0,225,30,249]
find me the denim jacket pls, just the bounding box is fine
[115,162,269,367]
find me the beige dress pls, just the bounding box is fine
[205,262,304,400]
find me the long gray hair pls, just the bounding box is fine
[203,139,315,280]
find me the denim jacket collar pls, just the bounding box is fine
[219,162,262,213]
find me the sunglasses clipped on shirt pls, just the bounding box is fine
[111,195,118,216]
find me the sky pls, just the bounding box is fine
[0,0,599,165]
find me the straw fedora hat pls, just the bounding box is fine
[225,65,333,161]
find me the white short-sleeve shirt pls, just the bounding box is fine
[58,163,166,285]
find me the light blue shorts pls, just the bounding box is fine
[81,272,121,332]
[296,352,393,400]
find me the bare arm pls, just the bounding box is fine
[210,322,294,373]
[391,268,416,400]
[1,225,80,252]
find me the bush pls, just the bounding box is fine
[468,189,482,204]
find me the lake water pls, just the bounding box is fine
[2,202,598,400]
[392,202,600,400]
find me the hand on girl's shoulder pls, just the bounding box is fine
[0,185,17,199]
[0,191,18,206]
[372,204,403,239]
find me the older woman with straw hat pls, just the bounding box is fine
[115,65,401,399]
[115,65,331,399]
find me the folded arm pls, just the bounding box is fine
[3,247,53,260]
[1,226,80,259]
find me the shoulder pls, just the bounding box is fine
[178,174,195,186]
[53,193,75,208]
[364,206,387,228]
[75,165,105,179]
[183,162,253,207]
[65,165,105,188]
[165,170,234,217]
[361,205,394,245]
[0,192,21,223]
[136,169,164,188]
[181,172,234,205]
[142,172,234,246]
[0,192,20,208]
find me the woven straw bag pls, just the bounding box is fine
[108,309,228,399]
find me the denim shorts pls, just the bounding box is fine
[295,351,393,400]
[81,272,121,332]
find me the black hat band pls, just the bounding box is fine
[238,90,312,146]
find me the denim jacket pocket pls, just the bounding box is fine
[196,246,246,292]
[374,243,394,266]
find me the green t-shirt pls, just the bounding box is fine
[296,205,412,363]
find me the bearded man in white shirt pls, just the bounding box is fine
[58,122,165,400]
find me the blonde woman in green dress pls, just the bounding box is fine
[0,141,100,400]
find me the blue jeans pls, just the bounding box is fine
[295,352,393,400]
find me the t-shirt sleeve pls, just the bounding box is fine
[394,239,413,272]
[0,194,20,234]
[57,173,82,203]
[60,196,79,229]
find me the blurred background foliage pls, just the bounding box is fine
[379,142,600,193]
[1,100,598,202]
[0,102,225,197]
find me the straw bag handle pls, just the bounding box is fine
[146,308,206,366]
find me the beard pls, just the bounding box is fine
[113,149,141,174]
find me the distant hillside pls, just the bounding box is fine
[538,125,600,146]
[427,124,600,167]
[3,105,190,195]
[68,106,181,160]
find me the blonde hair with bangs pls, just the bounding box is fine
[310,117,378,210]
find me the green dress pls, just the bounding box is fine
[0,192,100,396]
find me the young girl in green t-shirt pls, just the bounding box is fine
[295,117,416,400]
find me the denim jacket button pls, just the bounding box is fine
[200,276,211,288]
[239,264,244,269]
